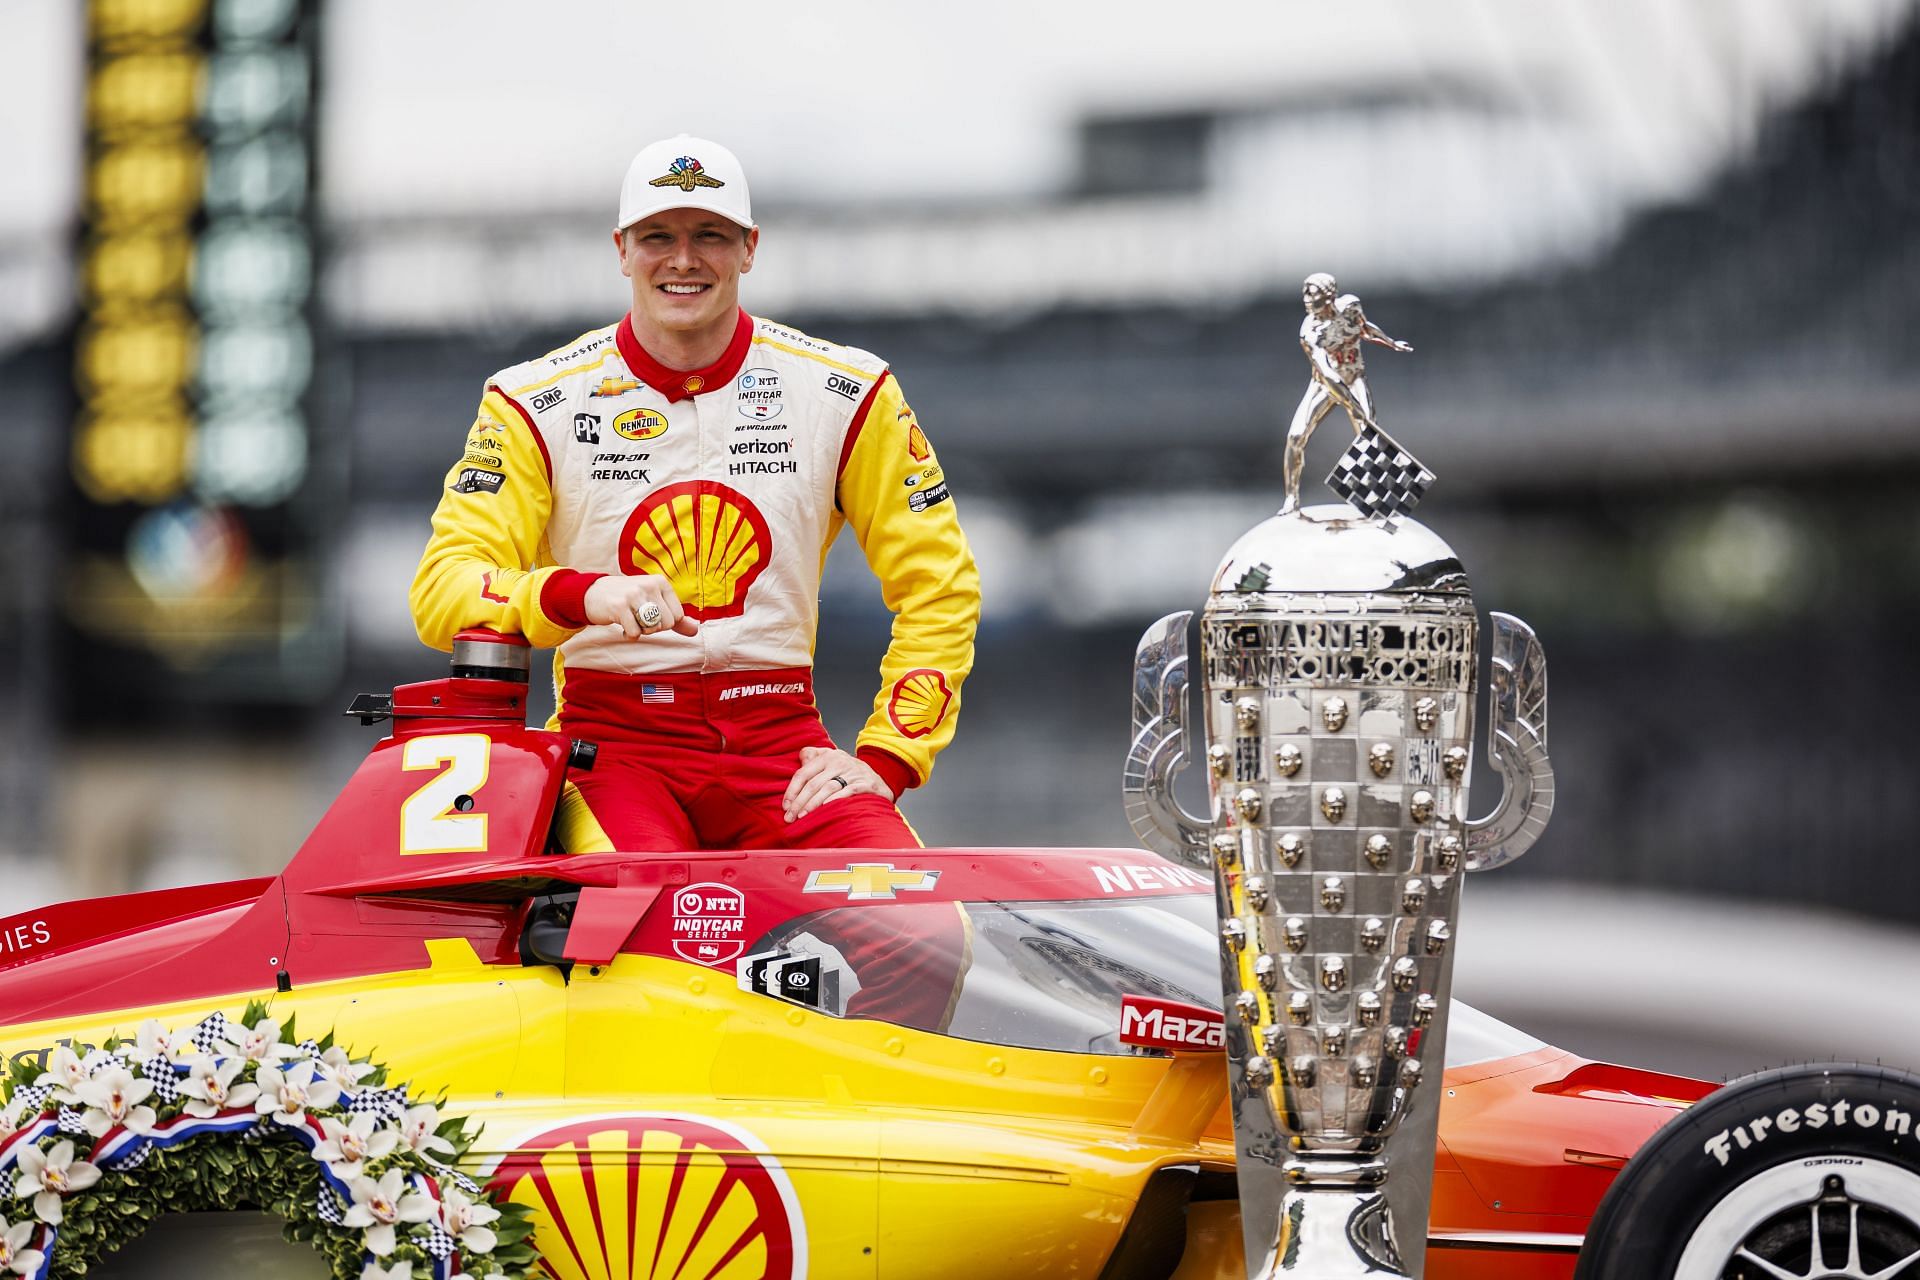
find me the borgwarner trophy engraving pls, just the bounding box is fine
[1123,276,1553,1278]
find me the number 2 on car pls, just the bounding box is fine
[399,733,491,854]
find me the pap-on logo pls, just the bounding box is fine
[670,882,747,964]
[1120,995,1224,1053]
[1705,1099,1917,1166]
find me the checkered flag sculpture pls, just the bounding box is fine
[1327,422,1435,519]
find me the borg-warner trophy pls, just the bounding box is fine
[1123,276,1554,1278]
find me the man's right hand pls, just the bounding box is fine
[583,575,699,639]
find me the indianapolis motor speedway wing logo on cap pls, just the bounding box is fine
[651,156,725,193]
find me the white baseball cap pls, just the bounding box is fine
[616,134,753,232]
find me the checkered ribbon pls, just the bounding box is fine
[141,1056,183,1104]
[294,1039,321,1061]
[190,1013,236,1055]
[12,1084,54,1114]
[344,1087,409,1123]
[417,1222,457,1260]
[56,1106,91,1136]
[114,1143,155,1172]
[317,1180,346,1225]
[0,1169,14,1199]
[428,1159,480,1195]
[1327,423,1435,518]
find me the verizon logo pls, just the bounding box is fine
[1119,995,1223,1052]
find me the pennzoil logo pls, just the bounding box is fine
[486,1115,805,1280]
[651,156,726,193]
[613,407,670,441]
[620,481,772,621]
[886,669,953,739]
[590,376,642,398]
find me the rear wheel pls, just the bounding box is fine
[1574,1064,1920,1280]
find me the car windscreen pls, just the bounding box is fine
[742,895,1221,1056]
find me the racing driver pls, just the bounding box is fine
[410,134,980,863]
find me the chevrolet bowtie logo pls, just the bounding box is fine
[802,864,941,900]
[650,156,725,194]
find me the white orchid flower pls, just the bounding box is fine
[0,1095,35,1144]
[314,1113,399,1180]
[0,1217,44,1277]
[32,1047,88,1102]
[13,1140,102,1225]
[253,1059,340,1126]
[315,1047,377,1092]
[235,1017,298,1064]
[74,1066,156,1137]
[133,1019,188,1062]
[359,1262,414,1280]
[397,1103,454,1158]
[341,1168,436,1256]
[179,1056,260,1118]
[438,1187,500,1254]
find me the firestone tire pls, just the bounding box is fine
[1574,1063,1920,1280]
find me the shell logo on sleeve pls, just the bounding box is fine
[486,1114,806,1280]
[620,481,772,620]
[905,422,931,463]
[886,668,954,739]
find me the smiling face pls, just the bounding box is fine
[615,207,759,363]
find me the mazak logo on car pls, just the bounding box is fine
[1119,995,1224,1053]
[671,882,747,964]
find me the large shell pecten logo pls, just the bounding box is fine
[620,481,772,621]
[486,1114,806,1280]
[886,668,953,739]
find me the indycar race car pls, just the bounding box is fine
[0,632,1915,1279]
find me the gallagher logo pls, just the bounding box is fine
[613,407,669,441]
[621,481,772,621]
[886,669,953,739]
[486,1114,806,1280]
[1119,995,1224,1053]
[670,881,746,964]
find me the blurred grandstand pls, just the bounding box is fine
[0,0,1916,965]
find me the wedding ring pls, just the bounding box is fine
[832,775,849,789]
[637,601,664,630]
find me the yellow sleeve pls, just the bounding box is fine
[408,386,592,651]
[836,374,981,791]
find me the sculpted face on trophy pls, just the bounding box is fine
[1123,275,1555,1278]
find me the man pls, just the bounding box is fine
[1280,273,1412,514]
[411,135,980,855]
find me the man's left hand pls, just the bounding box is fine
[784,746,888,823]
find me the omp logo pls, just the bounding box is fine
[486,1115,806,1280]
[1706,1100,1916,1166]
[1119,995,1224,1052]
[825,373,862,400]
[529,387,565,411]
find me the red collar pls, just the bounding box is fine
[615,308,753,402]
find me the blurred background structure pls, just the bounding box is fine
[1,0,1918,1077]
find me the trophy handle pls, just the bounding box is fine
[1123,610,1210,866]
[1464,611,1554,871]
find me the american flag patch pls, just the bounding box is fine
[641,684,675,704]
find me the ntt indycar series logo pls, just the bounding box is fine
[1119,994,1224,1053]
[1706,1097,1916,1166]
[670,882,746,964]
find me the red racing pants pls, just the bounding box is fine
[551,667,916,853]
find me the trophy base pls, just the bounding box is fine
[1252,1189,1409,1278]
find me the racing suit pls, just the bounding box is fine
[410,308,980,853]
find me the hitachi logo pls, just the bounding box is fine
[718,681,807,701]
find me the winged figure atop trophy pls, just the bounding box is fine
[1280,272,1432,519]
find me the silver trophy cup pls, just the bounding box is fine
[1124,285,1552,1279]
